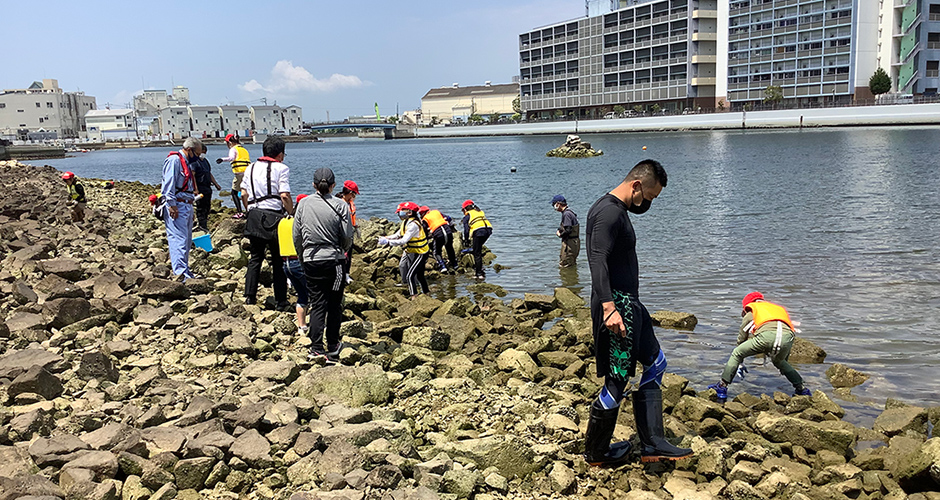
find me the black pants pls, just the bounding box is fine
[343,246,353,277]
[245,235,287,303]
[303,259,346,350]
[399,252,430,296]
[431,229,457,270]
[471,227,492,276]
[195,192,211,230]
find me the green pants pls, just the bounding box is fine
[721,327,803,388]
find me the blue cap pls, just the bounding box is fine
[551,194,566,205]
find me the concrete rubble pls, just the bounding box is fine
[0,160,938,500]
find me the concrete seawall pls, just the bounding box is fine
[414,103,940,138]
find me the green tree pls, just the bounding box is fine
[553,109,565,120]
[388,115,399,124]
[613,105,626,116]
[512,95,522,114]
[763,85,784,107]
[633,105,644,114]
[651,104,662,114]
[468,114,483,123]
[510,113,521,122]
[869,67,892,95]
[489,113,500,124]
[717,99,726,111]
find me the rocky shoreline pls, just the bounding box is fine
[0,160,938,500]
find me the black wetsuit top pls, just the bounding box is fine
[586,193,638,304]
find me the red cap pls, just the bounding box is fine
[61,171,75,180]
[462,199,474,210]
[343,180,359,194]
[418,205,430,216]
[742,292,764,309]
[400,201,419,212]
[225,134,236,142]
[296,194,308,204]
[148,194,158,205]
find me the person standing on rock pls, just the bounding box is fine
[460,199,493,280]
[240,136,293,309]
[584,159,692,466]
[552,194,580,268]
[192,143,221,233]
[707,292,812,402]
[418,205,458,274]
[280,194,311,336]
[293,168,353,360]
[379,201,431,297]
[337,180,359,283]
[61,171,87,223]
[161,138,202,281]
[217,134,251,218]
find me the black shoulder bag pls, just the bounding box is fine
[244,161,285,240]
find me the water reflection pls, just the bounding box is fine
[559,265,581,290]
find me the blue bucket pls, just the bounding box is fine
[193,233,213,252]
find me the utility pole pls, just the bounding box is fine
[326,111,330,123]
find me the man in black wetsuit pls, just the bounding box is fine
[583,159,693,466]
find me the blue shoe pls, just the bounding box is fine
[707,383,727,402]
[793,387,812,397]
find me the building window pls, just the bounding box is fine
[47,102,53,108]
[39,118,43,123]
[36,102,41,108]
[18,109,24,113]
[0,103,5,108]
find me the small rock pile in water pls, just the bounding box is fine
[1,160,939,500]
[546,135,603,158]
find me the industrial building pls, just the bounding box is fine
[0,79,96,140]
[84,109,136,141]
[420,82,519,125]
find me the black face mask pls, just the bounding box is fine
[628,183,652,214]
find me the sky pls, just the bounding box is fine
[2,0,585,122]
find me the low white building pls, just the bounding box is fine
[250,106,282,133]
[84,109,136,141]
[220,105,252,136]
[189,106,222,138]
[157,106,191,139]
[283,105,303,133]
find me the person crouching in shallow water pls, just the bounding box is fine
[583,159,693,466]
[293,168,353,361]
[707,292,812,403]
[460,199,493,280]
[61,171,87,222]
[378,202,430,298]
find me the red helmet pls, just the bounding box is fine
[400,201,419,212]
[395,202,405,212]
[742,292,764,309]
[462,199,474,210]
[224,133,236,143]
[418,205,430,216]
[296,194,308,204]
[343,180,359,194]
[61,171,75,180]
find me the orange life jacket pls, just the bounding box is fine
[423,209,448,233]
[348,198,357,226]
[746,301,795,332]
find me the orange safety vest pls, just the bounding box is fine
[348,198,357,226]
[423,209,448,233]
[746,301,795,332]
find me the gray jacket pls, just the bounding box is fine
[292,193,354,262]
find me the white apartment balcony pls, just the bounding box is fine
[692,32,718,41]
[691,54,718,63]
[691,77,718,85]
[692,9,719,19]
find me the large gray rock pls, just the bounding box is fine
[894,437,940,492]
[77,351,119,382]
[42,297,91,329]
[650,310,698,330]
[432,435,541,479]
[754,412,854,453]
[788,337,827,363]
[402,326,450,351]
[38,258,84,281]
[61,450,119,481]
[553,287,584,310]
[495,349,539,380]
[28,435,91,468]
[873,406,928,436]
[0,349,63,380]
[523,293,555,311]
[292,364,390,407]
[826,363,870,388]
[174,456,217,490]
[9,365,63,400]
[137,277,189,300]
[229,429,273,468]
[243,360,300,383]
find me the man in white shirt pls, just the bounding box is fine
[240,136,293,308]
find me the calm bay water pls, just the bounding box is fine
[44,128,940,424]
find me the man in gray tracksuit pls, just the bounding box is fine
[293,168,354,360]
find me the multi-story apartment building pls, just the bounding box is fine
[84,109,136,141]
[250,106,283,133]
[283,105,304,133]
[189,106,223,138]
[157,106,191,139]
[879,0,940,95]
[0,79,96,140]
[727,0,878,107]
[519,0,724,118]
[220,106,253,136]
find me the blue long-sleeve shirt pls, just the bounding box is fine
[161,151,195,207]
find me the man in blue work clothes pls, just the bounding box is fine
[161,137,203,281]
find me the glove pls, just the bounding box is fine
[736,364,749,380]
[461,248,472,254]
[378,237,388,246]
[215,158,223,164]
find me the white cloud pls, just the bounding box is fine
[240,61,365,95]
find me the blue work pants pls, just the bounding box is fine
[165,203,194,277]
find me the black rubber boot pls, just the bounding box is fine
[633,385,693,463]
[583,403,631,466]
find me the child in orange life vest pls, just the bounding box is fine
[708,292,811,402]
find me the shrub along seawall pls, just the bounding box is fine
[0,160,938,500]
